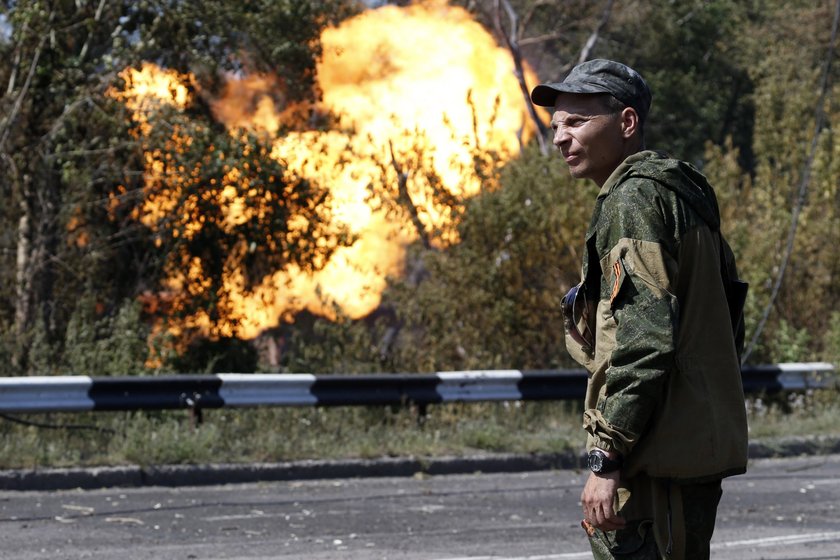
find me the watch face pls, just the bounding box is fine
[588,452,604,472]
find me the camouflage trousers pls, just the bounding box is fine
[587,476,723,560]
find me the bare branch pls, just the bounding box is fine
[388,140,432,251]
[5,19,28,96]
[79,0,108,62]
[578,0,615,64]
[0,150,21,199]
[520,0,546,31]
[40,82,121,147]
[518,32,568,47]
[494,0,549,155]
[0,37,43,151]
[47,145,135,161]
[0,7,57,151]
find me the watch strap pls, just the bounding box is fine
[588,449,623,474]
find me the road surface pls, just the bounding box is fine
[0,454,838,559]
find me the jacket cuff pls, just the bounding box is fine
[583,408,636,457]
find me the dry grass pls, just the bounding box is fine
[0,401,582,469]
[0,391,837,470]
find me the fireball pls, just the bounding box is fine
[117,1,537,338]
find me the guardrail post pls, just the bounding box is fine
[181,392,204,428]
[417,402,428,426]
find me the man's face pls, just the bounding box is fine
[550,94,626,187]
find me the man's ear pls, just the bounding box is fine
[619,107,640,139]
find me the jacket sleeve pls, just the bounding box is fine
[720,235,747,358]
[583,181,679,456]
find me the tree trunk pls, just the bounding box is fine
[14,208,32,342]
[13,165,61,372]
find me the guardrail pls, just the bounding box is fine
[0,363,834,415]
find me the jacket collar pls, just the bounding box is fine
[597,150,665,199]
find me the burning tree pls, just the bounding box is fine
[110,2,538,350]
[0,0,355,373]
[0,0,536,372]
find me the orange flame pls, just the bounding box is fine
[118,1,536,339]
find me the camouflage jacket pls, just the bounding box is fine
[566,150,748,482]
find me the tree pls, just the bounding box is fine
[462,0,757,167]
[0,0,357,373]
[704,0,840,364]
[607,0,757,167]
[378,144,595,372]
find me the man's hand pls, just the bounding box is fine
[581,470,626,532]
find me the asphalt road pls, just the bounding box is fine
[1,454,839,560]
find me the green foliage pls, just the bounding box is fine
[0,297,151,376]
[612,0,757,166]
[380,144,595,372]
[463,0,759,167]
[118,412,221,466]
[62,299,150,376]
[767,319,814,364]
[274,310,388,374]
[454,0,613,89]
[746,390,840,440]
[135,104,347,337]
[823,312,840,366]
[169,336,258,374]
[0,0,359,373]
[701,0,839,363]
[117,0,358,101]
[22,317,57,377]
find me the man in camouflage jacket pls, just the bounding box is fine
[531,60,748,559]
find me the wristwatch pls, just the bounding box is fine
[587,449,622,474]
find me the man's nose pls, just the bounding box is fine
[553,126,569,149]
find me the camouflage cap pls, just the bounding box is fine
[530,59,652,122]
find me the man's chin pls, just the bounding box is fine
[567,166,588,180]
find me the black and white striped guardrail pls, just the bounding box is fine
[0,363,834,414]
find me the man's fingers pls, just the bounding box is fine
[599,519,626,532]
[589,516,626,531]
[585,503,626,532]
[580,471,625,532]
[600,511,627,531]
